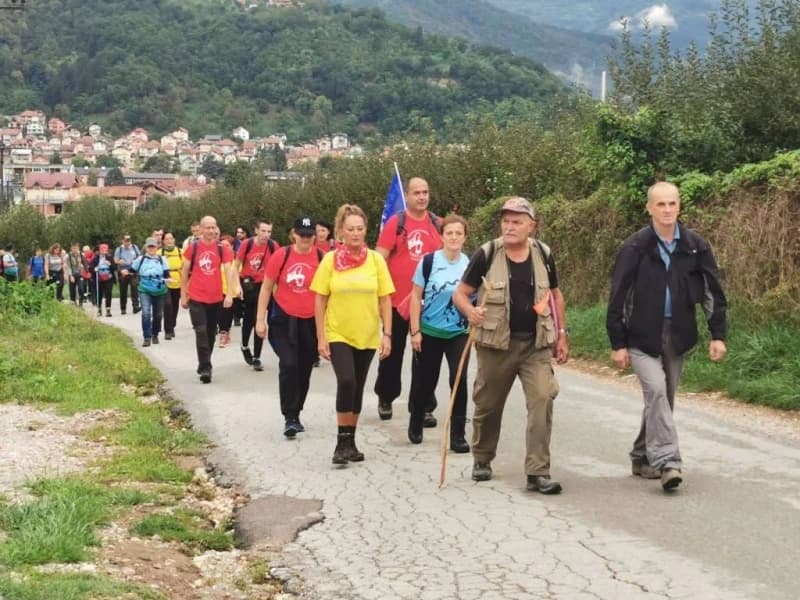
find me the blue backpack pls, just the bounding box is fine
[134,255,168,295]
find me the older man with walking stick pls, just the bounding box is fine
[452,197,569,494]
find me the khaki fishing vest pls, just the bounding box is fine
[474,238,556,351]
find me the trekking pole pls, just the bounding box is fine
[439,277,494,489]
[95,269,100,311]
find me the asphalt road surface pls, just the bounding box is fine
[107,306,800,600]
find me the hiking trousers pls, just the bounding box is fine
[189,300,222,371]
[471,339,559,476]
[629,320,684,471]
[270,315,317,419]
[118,272,140,312]
[241,284,264,359]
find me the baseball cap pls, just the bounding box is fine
[294,215,316,236]
[145,237,158,247]
[500,197,536,220]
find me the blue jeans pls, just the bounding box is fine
[140,292,165,339]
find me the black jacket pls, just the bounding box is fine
[606,224,727,357]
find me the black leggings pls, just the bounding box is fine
[409,333,469,420]
[163,288,181,334]
[330,343,375,414]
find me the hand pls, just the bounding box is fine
[555,336,569,364]
[69,275,75,283]
[223,294,233,308]
[467,306,486,326]
[120,269,129,277]
[611,348,630,370]
[318,339,331,361]
[180,294,189,309]
[379,334,392,360]
[410,331,422,352]
[255,322,267,339]
[709,340,727,362]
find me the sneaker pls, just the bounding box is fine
[526,475,562,495]
[252,358,264,371]
[142,338,151,347]
[423,412,437,428]
[121,309,127,315]
[219,331,230,348]
[295,419,305,433]
[661,468,683,491]
[632,461,661,479]
[199,369,212,384]
[133,306,142,314]
[241,346,253,365]
[165,332,174,340]
[105,309,112,317]
[152,335,159,345]
[472,462,492,482]
[283,420,299,439]
[378,401,393,420]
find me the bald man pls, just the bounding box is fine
[607,182,728,492]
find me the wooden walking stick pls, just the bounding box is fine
[439,277,494,488]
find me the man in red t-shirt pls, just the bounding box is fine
[234,220,279,371]
[180,215,237,383]
[374,177,443,421]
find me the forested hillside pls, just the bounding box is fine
[0,0,564,139]
[336,0,613,86]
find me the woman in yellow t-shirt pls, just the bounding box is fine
[310,204,394,466]
[159,232,184,340]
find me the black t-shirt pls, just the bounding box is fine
[461,245,558,335]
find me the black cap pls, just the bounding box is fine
[294,215,316,236]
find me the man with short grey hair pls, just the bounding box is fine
[607,181,727,491]
[453,197,569,494]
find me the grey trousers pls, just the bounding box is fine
[629,321,684,471]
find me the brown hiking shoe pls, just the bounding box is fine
[632,461,661,479]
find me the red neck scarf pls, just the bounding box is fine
[334,244,368,271]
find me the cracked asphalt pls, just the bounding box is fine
[108,308,799,600]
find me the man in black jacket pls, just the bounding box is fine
[606,182,727,492]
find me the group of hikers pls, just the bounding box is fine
[1,176,728,494]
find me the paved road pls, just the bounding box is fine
[105,305,800,600]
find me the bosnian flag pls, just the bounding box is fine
[380,163,406,231]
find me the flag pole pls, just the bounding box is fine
[394,162,406,210]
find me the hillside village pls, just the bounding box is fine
[0,109,361,216]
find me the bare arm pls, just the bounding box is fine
[409,284,424,352]
[379,294,392,359]
[315,294,330,360]
[179,260,191,308]
[452,282,484,326]
[552,287,569,364]
[255,277,275,339]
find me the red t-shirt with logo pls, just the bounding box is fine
[184,240,235,303]
[237,238,279,283]
[376,211,442,307]
[264,246,322,319]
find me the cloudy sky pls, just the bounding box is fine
[609,4,678,31]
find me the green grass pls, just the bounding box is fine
[0,572,165,600]
[131,510,234,552]
[101,450,193,485]
[0,283,212,593]
[0,479,149,567]
[568,303,800,410]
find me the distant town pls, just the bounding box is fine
[0,109,363,216]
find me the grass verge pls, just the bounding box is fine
[0,282,227,596]
[568,302,800,410]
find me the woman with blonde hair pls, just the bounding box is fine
[310,204,394,465]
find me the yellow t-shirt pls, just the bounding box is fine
[159,246,183,290]
[310,250,395,350]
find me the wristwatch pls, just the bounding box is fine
[559,328,570,337]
